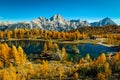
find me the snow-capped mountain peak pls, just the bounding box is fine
[0,15,117,31]
[50,14,63,21]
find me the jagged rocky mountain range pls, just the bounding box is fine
[0,14,117,31]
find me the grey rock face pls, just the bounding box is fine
[0,15,117,31]
[30,14,90,31]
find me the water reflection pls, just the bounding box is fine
[3,40,119,61]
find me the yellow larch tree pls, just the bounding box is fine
[113,53,119,62]
[43,43,47,52]
[11,45,20,65]
[19,29,25,38]
[104,62,112,77]
[18,46,26,65]
[53,43,59,52]
[98,53,106,64]
[61,47,67,60]
[2,69,10,80]
[47,40,52,50]
[57,32,61,39]
[7,30,13,39]
[13,29,18,38]
[10,69,16,80]
[74,72,79,80]
[85,53,91,61]
[97,72,106,80]
[57,66,63,80]
[61,32,66,40]
[0,31,3,39]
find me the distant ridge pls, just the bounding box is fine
[90,17,116,26]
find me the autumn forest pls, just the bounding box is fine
[0,25,120,80]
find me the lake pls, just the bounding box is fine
[4,40,119,61]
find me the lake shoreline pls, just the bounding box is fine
[97,42,117,47]
[0,38,117,47]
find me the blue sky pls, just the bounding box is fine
[0,0,120,24]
